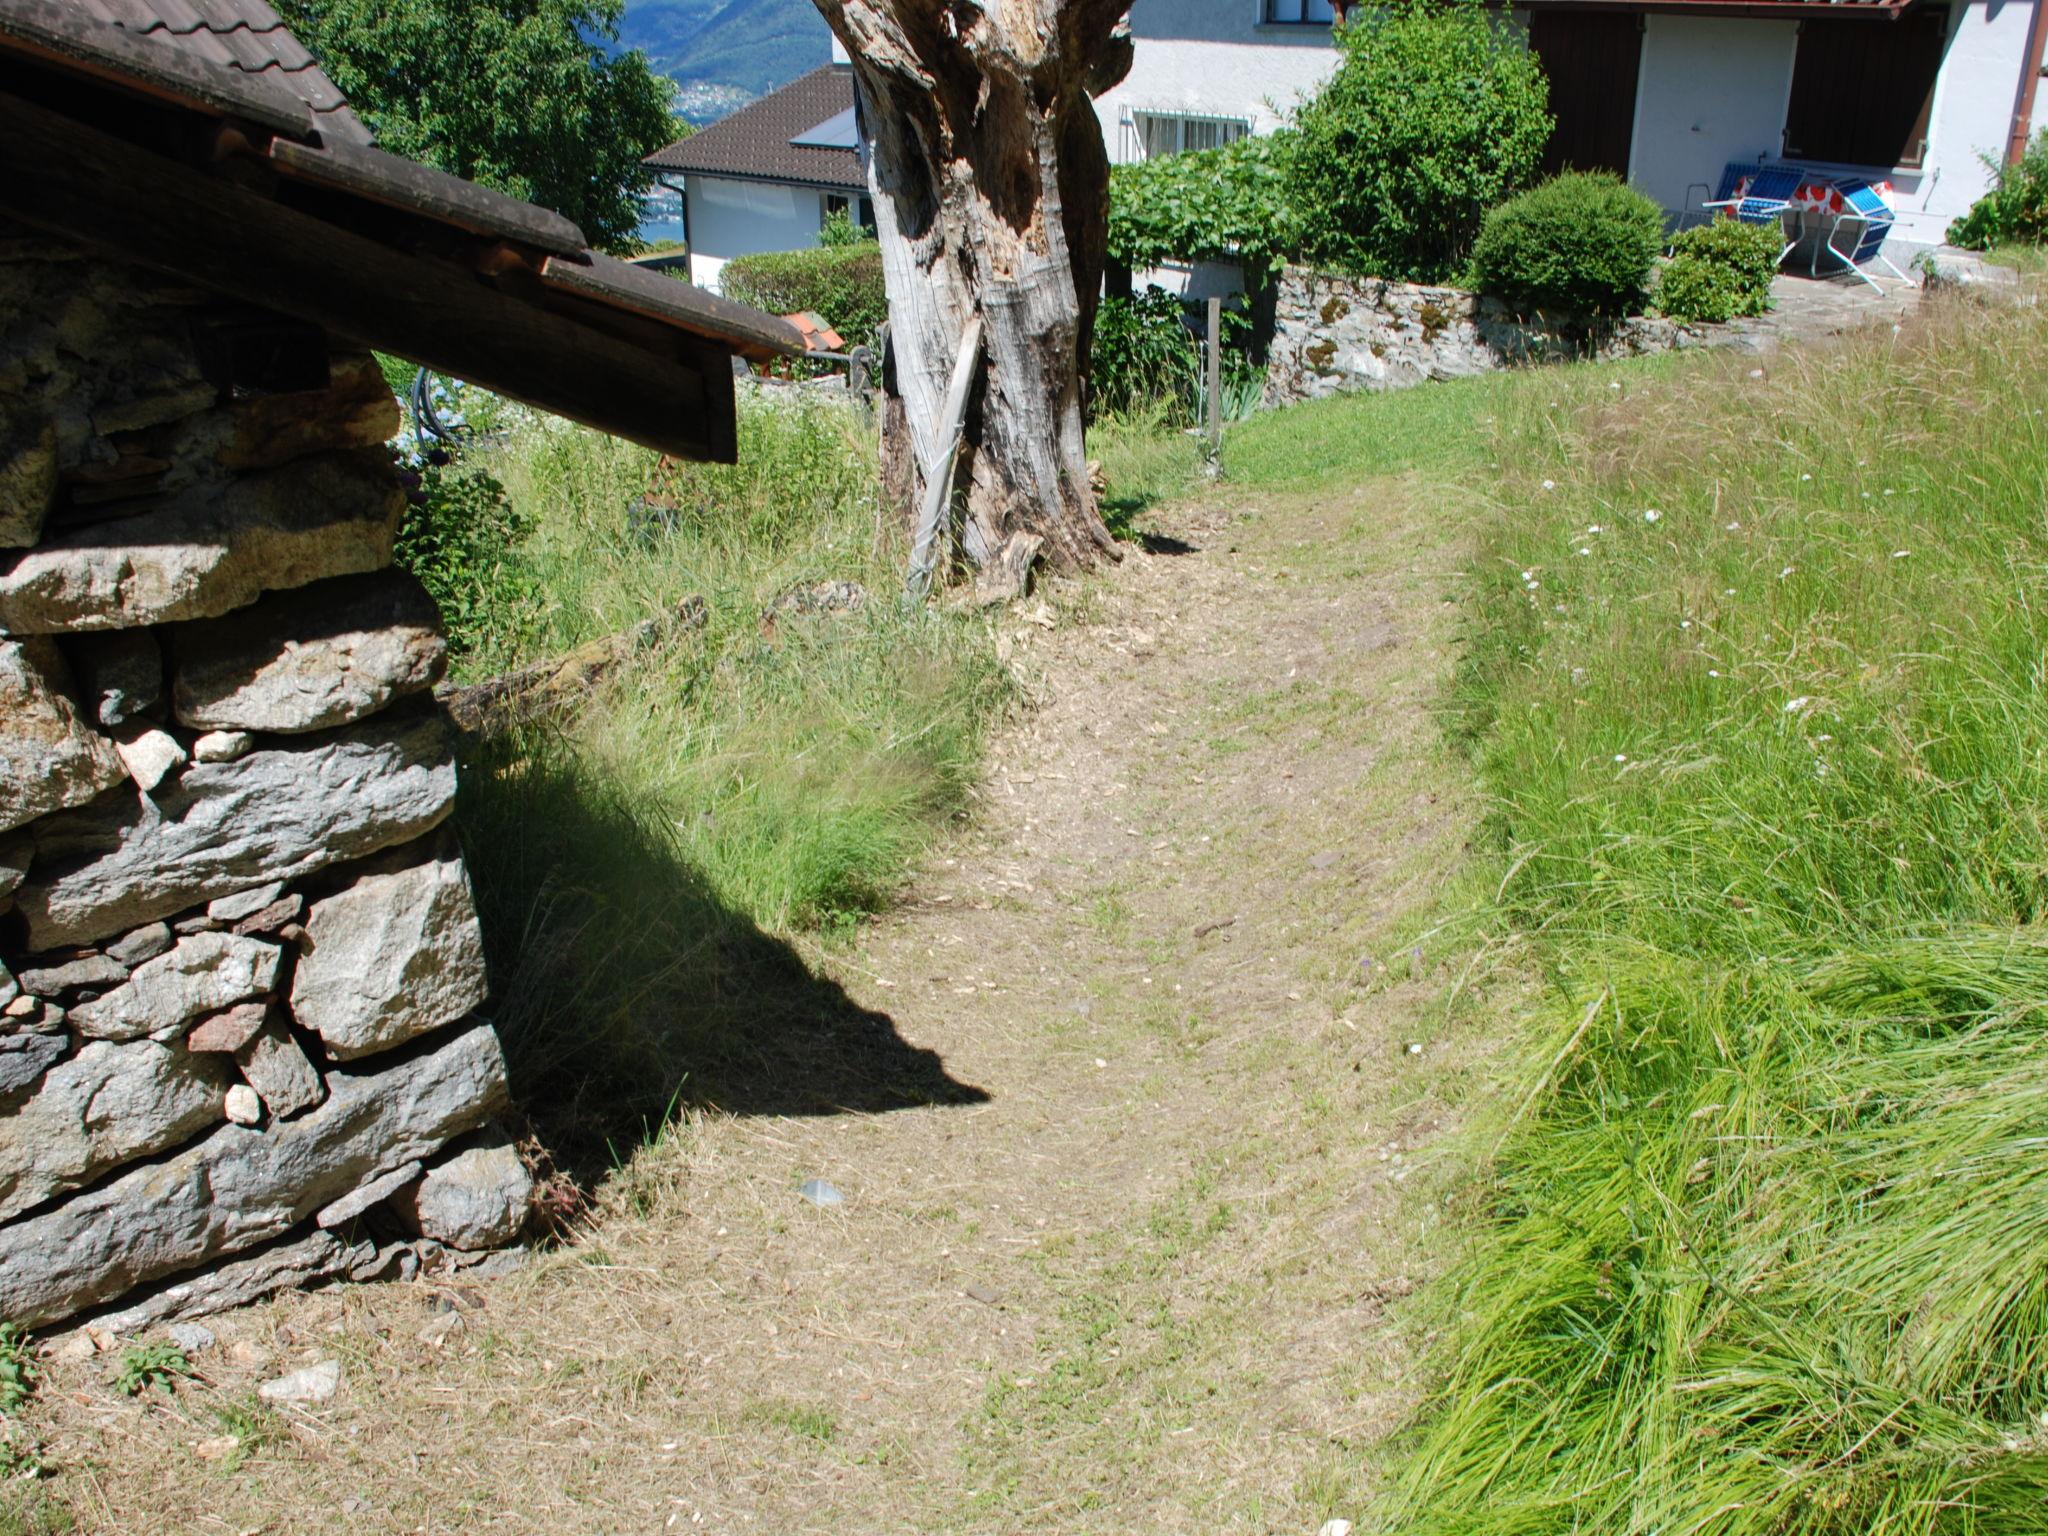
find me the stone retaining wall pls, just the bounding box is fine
[1262,267,1703,407]
[0,224,531,1330]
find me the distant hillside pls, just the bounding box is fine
[620,0,833,124]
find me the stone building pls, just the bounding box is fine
[0,0,800,1329]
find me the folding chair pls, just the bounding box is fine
[1818,177,1910,290]
[1701,164,1804,265]
[1683,161,1760,230]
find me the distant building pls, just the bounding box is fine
[645,63,871,292]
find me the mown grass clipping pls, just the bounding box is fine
[1400,290,2048,1534]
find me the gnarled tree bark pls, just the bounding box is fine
[809,0,1134,580]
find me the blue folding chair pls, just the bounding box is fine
[1818,177,1909,289]
[1701,164,1804,265]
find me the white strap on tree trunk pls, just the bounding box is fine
[905,315,984,603]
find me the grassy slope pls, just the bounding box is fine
[1393,293,2048,1533]
[439,400,1008,1158]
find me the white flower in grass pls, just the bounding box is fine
[1892,550,1910,559]
[1578,546,1592,556]
[1784,696,1812,713]
[1542,479,1556,491]
[1614,754,1628,763]
[1555,604,1567,613]
[1801,473,1813,482]
[1587,524,1603,534]
[1643,509,1661,523]
[1522,570,1535,581]
[1724,588,1737,596]
[1780,566,1796,578]
[1726,521,1741,531]
[1883,488,1895,497]
[1708,669,1721,678]
[1680,620,1692,630]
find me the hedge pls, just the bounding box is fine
[720,241,888,349]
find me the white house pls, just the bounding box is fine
[649,0,2044,291]
[1519,0,2046,248]
[645,63,871,292]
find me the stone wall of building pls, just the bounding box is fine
[1262,267,1704,407]
[0,224,531,1331]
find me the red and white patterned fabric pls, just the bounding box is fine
[1732,176,1896,214]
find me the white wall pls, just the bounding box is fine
[1625,1,2037,247]
[1628,16,1800,222]
[1094,1,1340,162]
[1902,0,2036,243]
[684,175,828,291]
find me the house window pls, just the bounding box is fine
[1262,0,1336,22]
[1783,6,1949,169]
[1133,112,1252,160]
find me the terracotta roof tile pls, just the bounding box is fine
[646,66,863,192]
[69,0,369,141]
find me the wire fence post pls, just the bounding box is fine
[1204,295,1223,477]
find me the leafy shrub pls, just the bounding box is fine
[394,454,545,670]
[1108,134,1298,288]
[816,208,865,249]
[112,1342,192,1397]
[1288,0,1551,283]
[1948,131,2048,249]
[1089,289,1262,425]
[1471,172,1664,317]
[0,1325,33,1416]
[720,242,887,349]
[1656,216,1782,322]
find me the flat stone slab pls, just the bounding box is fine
[69,933,281,1043]
[0,449,403,634]
[173,568,446,734]
[0,1036,230,1223]
[291,851,488,1060]
[0,637,126,835]
[0,1019,508,1327]
[12,711,457,949]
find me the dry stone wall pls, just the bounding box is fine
[0,222,532,1330]
[1262,267,1702,407]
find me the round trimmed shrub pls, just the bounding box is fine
[720,242,887,348]
[1472,172,1665,317]
[1656,217,1781,324]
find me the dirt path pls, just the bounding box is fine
[29,471,1496,1535]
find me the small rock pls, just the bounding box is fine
[71,932,282,1043]
[64,629,163,729]
[316,1160,422,1229]
[17,954,127,996]
[1319,1522,1354,1536]
[236,1021,325,1118]
[798,1178,844,1208]
[417,1310,464,1348]
[207,882,285,923]
[166,1322,215,1355]
[223,1083,262,1125]
[394,1135,530,1250]
[230,895,304,937]
[0,1026,68,1100]
[257,1358,340,1405]
[2,995,34,1019]
[106,922,174,967]
[48,1331,98,1363]
[114,728,187,793]
[0,960,14,1010]
[192,1434,240,1462]
[1405,1042,1423,1057]
[186,1001,271,1054]
[190,730,255,764]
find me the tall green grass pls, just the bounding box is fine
[1398,296,2048,1534]
[437,397,1008,1153]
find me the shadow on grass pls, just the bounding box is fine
[455,733,987,1178]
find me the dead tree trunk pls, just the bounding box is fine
[810,0,1134,582]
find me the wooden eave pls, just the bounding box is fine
[0,1,804,464]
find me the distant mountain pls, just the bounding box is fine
[619,0,834,125]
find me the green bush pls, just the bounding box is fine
[1287,0,1550,283]
[1470,172,1664,317]
[394,454,545,671]
[1108,134,1298,288]
[1948,130,2048,249]
[1089,289,1263,426]
[1656,216,1782,323]
[720,242,887,349]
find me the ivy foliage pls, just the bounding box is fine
[1106,134,1299,287]
[278,0,675,251]
[1472,172,1665,317]
[1287,0,1551,283]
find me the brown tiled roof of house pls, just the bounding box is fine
[646,65,863,191]
[71,0,371,142]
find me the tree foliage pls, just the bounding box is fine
[279,0,675,251]
[1287,0,1550,283]
[719,242,888,348]
[1106,134,1298,287]
[1472,172,1664,317]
